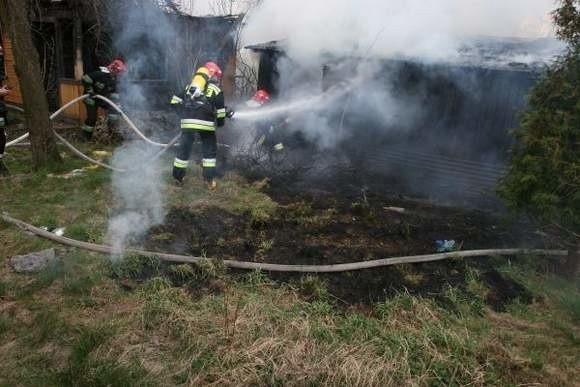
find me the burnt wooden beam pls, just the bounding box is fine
[73,8,83,80]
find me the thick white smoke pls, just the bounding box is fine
[242,0,556,62]
[105,2,177,256]
[107,142,165,256]
[232,0,564,207]
[235,0,561,144]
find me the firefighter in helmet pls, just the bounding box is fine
[247,89,285,154]
[170,61,226,188]
[81,58,126,140]
[245,89,270,109]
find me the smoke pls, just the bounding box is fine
[112,3,177,112]
[105,2,177,256]
[234,0,564,207]
[242,0,557,63]
[107,142,165,256]
[236,0,562,135]
[234,59,419,149]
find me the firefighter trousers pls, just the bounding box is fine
[173,129,217,182]
[82,98,120,138]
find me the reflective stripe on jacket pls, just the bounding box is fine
[171,79,226,130]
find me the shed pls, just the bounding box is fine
[245,37,565,206]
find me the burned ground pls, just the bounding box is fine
[144,182,560,310]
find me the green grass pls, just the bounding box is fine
[57,324,149,387]
[0,145,579,386]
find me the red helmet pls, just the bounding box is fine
[204,61,222,80]
[252,89,271,105]
[107,59,126,75]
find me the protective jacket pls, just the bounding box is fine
[171,66,226,184]
[171,69,226,132]
[81,67,117,97]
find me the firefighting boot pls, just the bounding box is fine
[172,168,185,187]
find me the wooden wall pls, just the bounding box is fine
[3,35,88,121]
[2,36,23,106]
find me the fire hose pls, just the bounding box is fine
[52,130,180,173]
[4,94,187,172]
[0,212,569,273]
[6,95,89,147]
[6,94,170,148]
[5,94,232,172]
[93,95,168,147]
[6,94,230,149]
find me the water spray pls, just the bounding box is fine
[233,79,353,122]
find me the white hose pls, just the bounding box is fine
[6,103,25,113]
[6,94,90,147]
[6,94,230,149]
[6,132,29,147]
[52,130,180,172]
[6,94,166,147]
[5,94,181,172]
[0,212,570,273]
[94,95,168,147]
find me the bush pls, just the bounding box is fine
[499,1,580,234]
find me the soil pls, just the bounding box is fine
[145,184,564,310]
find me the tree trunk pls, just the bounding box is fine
[0,0,61,168]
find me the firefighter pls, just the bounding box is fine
[80,58,126,140]
[0,44,10,175]
[247,89,285,154]
[245,89,271,109]
[171,61,226,188]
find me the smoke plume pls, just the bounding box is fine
[107,142,165,256]
[234,0,564,207]
[242,0,557,62]
[105,2,177,256]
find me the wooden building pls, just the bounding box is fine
[1,0,240,121]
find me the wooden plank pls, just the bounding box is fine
[58,79,86,121]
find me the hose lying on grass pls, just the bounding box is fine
[5,94,180,172]
[1,212,569,273]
